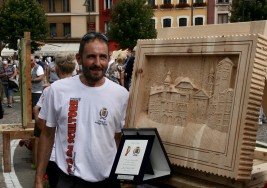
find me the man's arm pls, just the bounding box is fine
[114,132,122,149]
[32,74,44,82]
[33,106,41,128]
[34,125,55,188]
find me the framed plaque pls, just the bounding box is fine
[109,128,172,184]
[109,134,154,183]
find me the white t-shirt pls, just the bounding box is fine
[31,65,45,93]
[32,64,44,77]
[40,76,129,182]
[37,86,56,162]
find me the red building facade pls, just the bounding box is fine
[99,0,118,51]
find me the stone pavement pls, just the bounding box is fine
[0,97,35,188]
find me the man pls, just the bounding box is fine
[31,57,45,136]
[124,46,136,91]
[34,32,129,188]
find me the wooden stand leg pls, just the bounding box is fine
[2,129,34,172]
[3,132,11,172]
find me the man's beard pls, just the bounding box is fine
[82,65,106,82]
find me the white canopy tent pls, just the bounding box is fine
[34,43,79,56]
[1,43,80,57]
[1,48,17,57]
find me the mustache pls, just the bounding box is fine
[89,65,103,71]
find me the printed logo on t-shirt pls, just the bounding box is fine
[66,98,79,175]
[95,107,108,126]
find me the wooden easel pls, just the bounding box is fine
[2,32,35,172]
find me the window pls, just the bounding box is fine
[179,18,187,27]
[63,23,71,37]
[163,18,171,27]
[105,0,112,9]
[50,23,57,37]
[85,0,95,12]
[49,0,55,12]
[218,14,228,24]
[104,22,109,34]
[62,0,70,12]
[179,0,187,3]
[164,0,171,4]
[218,0,229,3]
[151,19,156,28]
[195,17,203,25]
[148,0,155,5]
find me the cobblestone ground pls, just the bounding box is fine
[0,100,22,124]
[256,123,267,144]
[0,98,35,188]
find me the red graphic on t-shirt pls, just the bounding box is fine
[66,99,78,175]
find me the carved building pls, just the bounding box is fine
[148,57,234,132]
[207,58,234,132]
[148,72,210,127]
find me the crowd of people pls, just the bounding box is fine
[105,47,136,91]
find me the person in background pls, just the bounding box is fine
[0,57,4,105]
[46,56,59,84]
[35,56,46,79]
[33,53,77,188]
[0,58,17,107]
[124,46,136,91]
[105,49,128,86]
[31,56,45,137]
[34,32,129,188]
[259,105,267,124]
[72,59,80,76]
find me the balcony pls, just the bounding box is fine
[160,3,174,9]
[175,3,190,8]
[193,2,207,7]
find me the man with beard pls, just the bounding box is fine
[34,32,129,188]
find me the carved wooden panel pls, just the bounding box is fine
[125,34,267,180]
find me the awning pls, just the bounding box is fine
[1,43,80,57]
[1,48,17,57]
[35,43,79,56]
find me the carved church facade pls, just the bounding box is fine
[148,58,234,132]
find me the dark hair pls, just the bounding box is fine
[78,32,109,56]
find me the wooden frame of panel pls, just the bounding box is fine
[126,34,267,180]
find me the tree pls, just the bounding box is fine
[0,0,48,53]
[230,0,267,22]
[108,0,157,50]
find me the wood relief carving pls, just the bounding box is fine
[126,34,267,180]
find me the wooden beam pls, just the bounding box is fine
[20,32,32,129]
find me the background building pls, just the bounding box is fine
[148,0,207,28]
[0,0,232,56]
